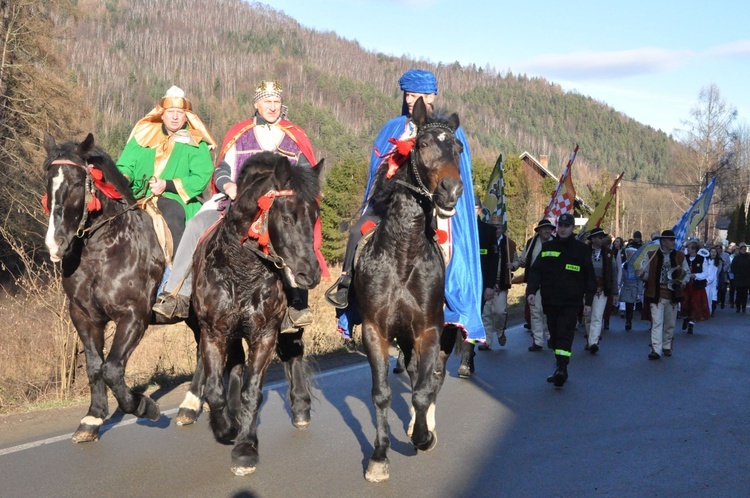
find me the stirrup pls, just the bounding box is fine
[280,307,312,334]
[324,274,351,308]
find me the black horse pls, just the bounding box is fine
[42,133,173,441]
[353,98,464,482]
[192,151,323,476]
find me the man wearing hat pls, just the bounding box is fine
[516,218,555,351]
[328,69,485,369]
[730,243,750,313]
[638,230,690,359]
[526,213,596,387]
[153,81,327,330]
[584,227,619,354]
[117,85,216,252]
[478,212,518,352]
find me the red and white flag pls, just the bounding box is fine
[543,145,578,221]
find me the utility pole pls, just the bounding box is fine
[615,176,620,237]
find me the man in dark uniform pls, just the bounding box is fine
[526,213,596,388]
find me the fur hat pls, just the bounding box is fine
[489,213,503,226]
[697,248,710,258]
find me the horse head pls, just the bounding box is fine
[42,133,131,262]
[411,97,464,217]
[230,151,323,289]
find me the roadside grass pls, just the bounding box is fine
[0,263,527,415]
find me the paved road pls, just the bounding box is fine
[1,309,749,497]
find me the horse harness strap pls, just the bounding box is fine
[241,188,295,269]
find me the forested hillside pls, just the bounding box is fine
[3,0,681,262]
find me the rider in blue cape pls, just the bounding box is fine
[326,69,485,344]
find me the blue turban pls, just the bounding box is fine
[399,69,438,94]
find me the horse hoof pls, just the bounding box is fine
[292,412,310,429]
[145,399,161,421]
[415,431,438,452]
[365,459,390,483]
[72,425,100,443]
[174,408,197,426]
[230,465,256,476]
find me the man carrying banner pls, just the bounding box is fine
[638,230,690,360]
[526,213,596,388]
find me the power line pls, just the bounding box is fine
[620,179,702,188]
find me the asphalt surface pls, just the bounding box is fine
[1,307,749,497]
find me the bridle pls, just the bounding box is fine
[241,188,297,269]
[396,121,458,208]
[46,158,136,238]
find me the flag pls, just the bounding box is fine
[672,176,718,250]
[543,145,578,222]
[627,176,718,270]
[578,171,624,240]
[480,154,507,232]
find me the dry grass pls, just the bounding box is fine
[0,263,530,414]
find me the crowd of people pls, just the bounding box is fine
[112,71,748,393]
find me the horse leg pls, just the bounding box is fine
[102,311,159,421]
[276,329,312,428]
[361,323,393,482]
[69,307,108,443]
[408,330,443,452]
[201,330,236,442]
[175,313,204,426]
[230,332,277,476]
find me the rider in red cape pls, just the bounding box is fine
[153,81,328,328]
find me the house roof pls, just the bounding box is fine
[519,151,592,212]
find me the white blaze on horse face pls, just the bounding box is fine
[45,168,65,262]
[437,131,447,142]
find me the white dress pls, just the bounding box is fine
[705,260,720,303]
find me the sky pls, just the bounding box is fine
[263,0,750,136]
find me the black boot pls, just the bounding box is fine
[324,272,351,308]
[546,355,569,388]
[625,308,633,331]
[457,342,475,379]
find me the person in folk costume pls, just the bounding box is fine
[681,239,711,334]
[477,213,519,352]
[516,218,555,351]
[117,85,216,254]
[704,246,723,316]
[638,230,691,360]
[152,81,329,327]
[583,228,619,354]
[326,69,484,374]
[526,213,596,388]
[619,246,644,331]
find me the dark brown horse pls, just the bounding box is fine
[192,151,323,476]
[352,98,463,482]
[42,133,169,441]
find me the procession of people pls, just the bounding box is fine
[103,70,747,393]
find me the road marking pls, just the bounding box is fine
[0,361,370,457]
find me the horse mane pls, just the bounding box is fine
[44,138,136,204]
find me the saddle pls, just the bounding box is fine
[137,197,174,265]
